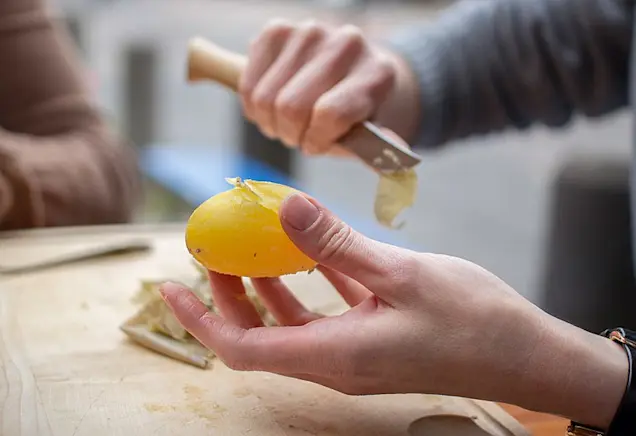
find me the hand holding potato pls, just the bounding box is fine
[161,193,628,431]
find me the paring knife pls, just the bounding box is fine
[0,239,152,275]
[186,37,422,174]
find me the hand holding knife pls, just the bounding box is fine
[186,37,422,175]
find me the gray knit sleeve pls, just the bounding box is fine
[385,0,634,149]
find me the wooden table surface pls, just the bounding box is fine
[0,224,567,435]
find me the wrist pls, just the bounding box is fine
[513,314,628,430]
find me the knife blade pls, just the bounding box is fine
[186,36,422,174]
[0,238,152,275]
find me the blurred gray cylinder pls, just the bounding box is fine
[541,148,636,333]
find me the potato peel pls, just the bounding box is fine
[225,177,263,204]
[374,169,418,229]
[120,261,277,369]
[225,177,297,215]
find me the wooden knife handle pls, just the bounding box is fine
[187,37,247,91]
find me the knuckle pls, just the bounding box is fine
[336,24,365,52]
[299,20,327,40]
[317,220,355,263]
[274,94,307,124]
[194,308,211,326]
[251,89,275,112]
[313,100,357,131]
[366,56,396,93]
[261,18,294,41]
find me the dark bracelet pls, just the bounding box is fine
[603,328,636,436]
[567,328,636,436]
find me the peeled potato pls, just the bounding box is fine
[185,177,317,278]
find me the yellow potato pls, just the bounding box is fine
[185,177,317,278]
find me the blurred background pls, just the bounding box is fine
[48,0,632,321]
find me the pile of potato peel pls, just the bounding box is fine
[120,261,275,369]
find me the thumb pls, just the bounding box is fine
[279,193,406,291]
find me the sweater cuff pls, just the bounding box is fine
[383,26,451,150]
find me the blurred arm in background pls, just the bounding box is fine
[0,0,141,231]
[387,0,634,148]
[238,0,633,155]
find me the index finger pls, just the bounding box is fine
[160,282,332,375]
[240,19,294,121]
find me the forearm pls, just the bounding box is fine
[382,0,633,148]
[0,0,141,230]
[0,127,141,230]
[508,314,628,430]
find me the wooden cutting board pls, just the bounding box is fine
[0,224,530,436]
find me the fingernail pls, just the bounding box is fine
[282,194,319,231]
